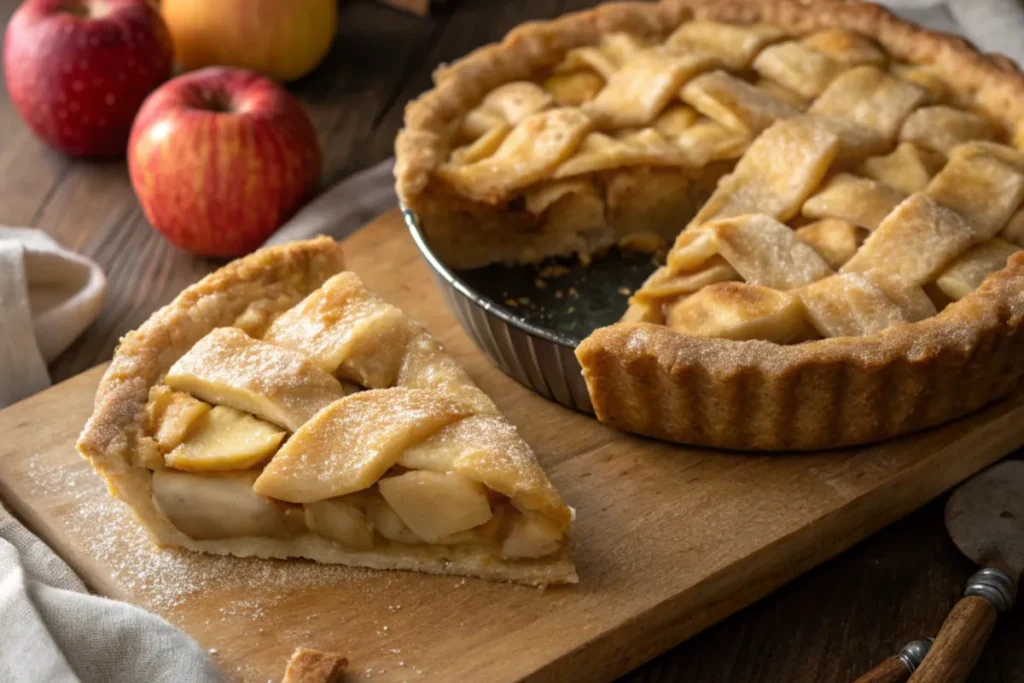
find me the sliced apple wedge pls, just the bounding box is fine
[502,509,564,559]
[152,469,292,540]
[377,470,493,543]
[304,498,375,551]
[362,490,424,544]
[147,386,211,453]
[165,406,286,472]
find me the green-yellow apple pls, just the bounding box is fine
[3,0,173,157]
[129,67,321,257]
[162,0,337,82]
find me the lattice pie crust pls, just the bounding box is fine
[395,0,1024,449]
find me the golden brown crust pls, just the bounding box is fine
[282,648,348,683]
[397,0,1024,450]
[578,252,1024,450]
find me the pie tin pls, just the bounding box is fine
[403,209,658,414]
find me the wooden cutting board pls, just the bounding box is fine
[2,209,1023,683]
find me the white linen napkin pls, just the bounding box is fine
[0,228,106,409]
[0,505,222,683]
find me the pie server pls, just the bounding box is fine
[404,208,654,413]
[855,460,1024,683]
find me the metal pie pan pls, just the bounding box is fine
[403,209,657,414]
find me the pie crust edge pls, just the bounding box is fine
[393,0,1024,449]
[76,237,576,584]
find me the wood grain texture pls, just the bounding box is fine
[373,0,432,16]
[909,596,1000,683]
[855,656,911,683]
[2,212,1024,683]
[0,1,1022,681]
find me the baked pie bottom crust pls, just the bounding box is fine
[77,238,575,585]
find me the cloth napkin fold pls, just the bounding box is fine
[0,505,222,683]
[0,228,106,409]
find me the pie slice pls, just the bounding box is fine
[77,238,577,585]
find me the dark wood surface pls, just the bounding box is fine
[0,1,1021,681]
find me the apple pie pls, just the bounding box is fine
[77,238,576,585]
[395,0,1024,449]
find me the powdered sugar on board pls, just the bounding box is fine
[19,457,436,682]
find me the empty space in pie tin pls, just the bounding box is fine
[404,209,656,413]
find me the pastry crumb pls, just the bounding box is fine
[282,647,347,683]
[534,278,548,289]
[617,287,632,296]
[505,298,518,307]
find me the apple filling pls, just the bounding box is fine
[145,380,564,560]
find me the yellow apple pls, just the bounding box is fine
[162,0,337,82]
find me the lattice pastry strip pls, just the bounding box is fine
[900,106,998,154]
[543,70,605,107]
[795,219,867,270]
[164,327,350,433]
[665,20,785,70]
[801,29,887,67]
[554,129,693,178]
[890,63,953,103]
[841,192,979,285]
[669,214,833,290]
[859,141,945,194]
[582,47,719,128]
[680,70,800,135]
[809,65,927,139]
[935,238,1021,300]
[462,82,555,139]
[924,148,1024,239]
[556,32,649,79]
[630,255,739,305]
[438,108,593,203]
[798,272,936,338]
[666,282,812,343]
[672,118,750,165]
[679,117,840,231]
[801,173,906,231]
[753,40,847,100]
[802,115,890,161]
[253,388,479,502]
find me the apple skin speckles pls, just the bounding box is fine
[3,0,174,157]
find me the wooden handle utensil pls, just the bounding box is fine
[908,569,1015,683]
[854,638,931,683]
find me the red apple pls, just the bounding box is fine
[3,0,173,157]
[128,67,322,257]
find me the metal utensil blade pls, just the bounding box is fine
[945,461,1024,579]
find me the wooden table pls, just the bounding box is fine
[0,1,1021,681]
